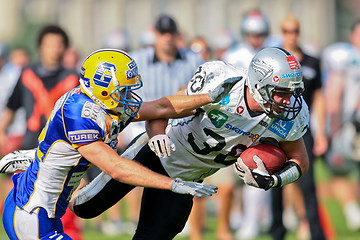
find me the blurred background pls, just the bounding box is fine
[0,0,357,60]
[1,0,360,240]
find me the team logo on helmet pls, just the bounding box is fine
[250,59,273,82]
[93,62,117,88]
[126,60,138,79]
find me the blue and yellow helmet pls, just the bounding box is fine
[79,49,143,117]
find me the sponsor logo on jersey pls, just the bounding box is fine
[107,119,120,150]
[208,110,228,128]
[82,101,101,122]
[236,106,244,115]
[225,123,260,142]
[259,120,269,128]
[219,93,230,105]
[286,56,300,69]
[268,118,294,138]
[68,130,100,143]
[67,171,86,201]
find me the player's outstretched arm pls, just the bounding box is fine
[77,140,217,197]
[136,76,241,121]
[137,92,210,121]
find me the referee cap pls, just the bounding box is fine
[155,14,178,33]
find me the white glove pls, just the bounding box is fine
[170,178,218,198]
[148,134,176,158]
[234,155,277,191]
[208,76,242,103]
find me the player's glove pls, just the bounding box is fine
[148,134,176,158]
[234,155,277,191]
[208,76,242,103]
[235,156,303,190]
[170,178,218,198]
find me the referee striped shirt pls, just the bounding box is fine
[130,46,204,101]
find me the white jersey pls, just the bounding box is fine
[322,42,360,122]
[161,61,309,181]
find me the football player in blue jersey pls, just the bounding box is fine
[1,49,241,240]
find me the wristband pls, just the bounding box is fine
[273,161,302,187]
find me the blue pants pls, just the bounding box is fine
[3,188,72,240]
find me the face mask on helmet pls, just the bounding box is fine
[79,49,143,117]
[247,47,304,121]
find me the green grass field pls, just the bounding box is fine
[1,158,360,239]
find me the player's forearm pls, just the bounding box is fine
[110,156,173,190]
[80,141,173,190]
[161,93,210,118]
[145,119,168,138]
[279,138,309,175]
[137,94,210,121]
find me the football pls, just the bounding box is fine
[240,143,287,174]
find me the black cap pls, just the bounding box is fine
[155,15,178,33]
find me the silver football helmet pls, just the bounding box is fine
[241,11,270,36]
[247,47,304,121]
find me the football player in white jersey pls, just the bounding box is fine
[1,49,244,239]
[221,10,272,238]
[68,47,309,239]
[222,10,270,70]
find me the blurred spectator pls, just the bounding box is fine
[62,47,81,72]
[103,29,131,52]
[0,25,79,151]
[0,42,8,70]
[138,27,156,48]
[190,36,213,61]
[222,10,272,239]
[212,29,236,60]
[269,14,327,240]
[0,47,30,155]
[321,19,360,232]
[0,46,29,235]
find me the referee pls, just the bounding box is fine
[121,14,204,142]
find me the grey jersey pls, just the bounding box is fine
[161,61,309,181]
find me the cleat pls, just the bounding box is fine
[0,149,35,173]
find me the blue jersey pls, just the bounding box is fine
[11,87,133,219]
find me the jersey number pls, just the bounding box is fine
[187,127,236,166]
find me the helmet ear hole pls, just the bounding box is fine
[101,91,108,97]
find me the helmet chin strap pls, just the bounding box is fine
[79,78,109,110]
